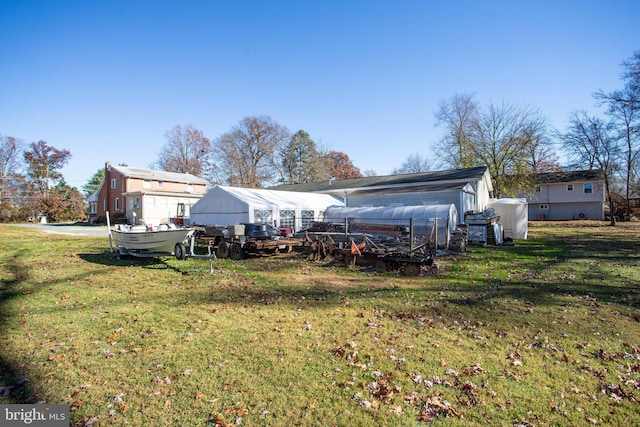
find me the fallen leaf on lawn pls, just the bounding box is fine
[194,392,203,399]
[389,404,403,414]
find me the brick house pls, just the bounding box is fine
[87,162,208,225]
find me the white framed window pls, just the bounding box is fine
[187,183,194,193]
[115,197,120,211]
[148,197,155,206]
[539,204,549,210]
[160,197,168,207]
[567,184,573,191]
[111,178,117,189]
[280,209,295,229]
[301,209,315,229]
[158,180,163,188]
[584,183,593,194]
[535,185,541,192]
[89,203,97,214]
[134,197,141,208]
[143,180,151,189]
[254,209,272,224]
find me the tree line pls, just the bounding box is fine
[1,51,638,223]
[433,51,639,222]
[0,139,85,222]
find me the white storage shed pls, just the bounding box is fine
[487,198,528,240]
[190,185,343,232]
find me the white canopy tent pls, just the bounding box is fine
[190,185,343,231]
[323,204,458,248]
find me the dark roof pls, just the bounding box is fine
[270,166,488,192]
[535,169,604,184]
[348,182,475,197]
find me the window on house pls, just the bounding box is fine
[535,185,541,192]
[584,183,593,194]
[158,181,163,188]
[115,198,120,211]
[89,203,96,214]
[111,178,117,189]
[539,204,549,210]
[187,183,194,193]
[143,180,151,189]
[148,197,155,206]
[134,197,141,208]
[567,184,573,191]
[160,198,168,207]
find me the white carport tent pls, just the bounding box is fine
[190,185,343,231]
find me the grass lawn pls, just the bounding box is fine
[1,221,639,426]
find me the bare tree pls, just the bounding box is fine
[156,125,211,176]
[392,152,431,174]
[594,51,640,216]
[468,102,550,197]
[213,116,290,188]
[433,93,480,169]
[559,111,619,225]
[434,96,554,196]
[0,134,25,204]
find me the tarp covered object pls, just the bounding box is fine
[487,198,528,240]
[190,185,343,231]
[323,204,458,248]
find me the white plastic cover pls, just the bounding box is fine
[323,204,458,247]
[190,185,343,230]
[487,198,528,240]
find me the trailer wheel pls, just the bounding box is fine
[174,243,187,260]
[403,263,420,277]
[229,242,244,260]
[217,240,230,258]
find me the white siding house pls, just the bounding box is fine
[526,170,605,220]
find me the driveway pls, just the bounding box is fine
[11,223,110,238]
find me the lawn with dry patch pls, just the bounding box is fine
[0,221,639,426]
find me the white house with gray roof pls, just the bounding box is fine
[271,166,494,220]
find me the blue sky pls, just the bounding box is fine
[1,0,639,188]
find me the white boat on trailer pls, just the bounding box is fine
[109,223,196,259]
